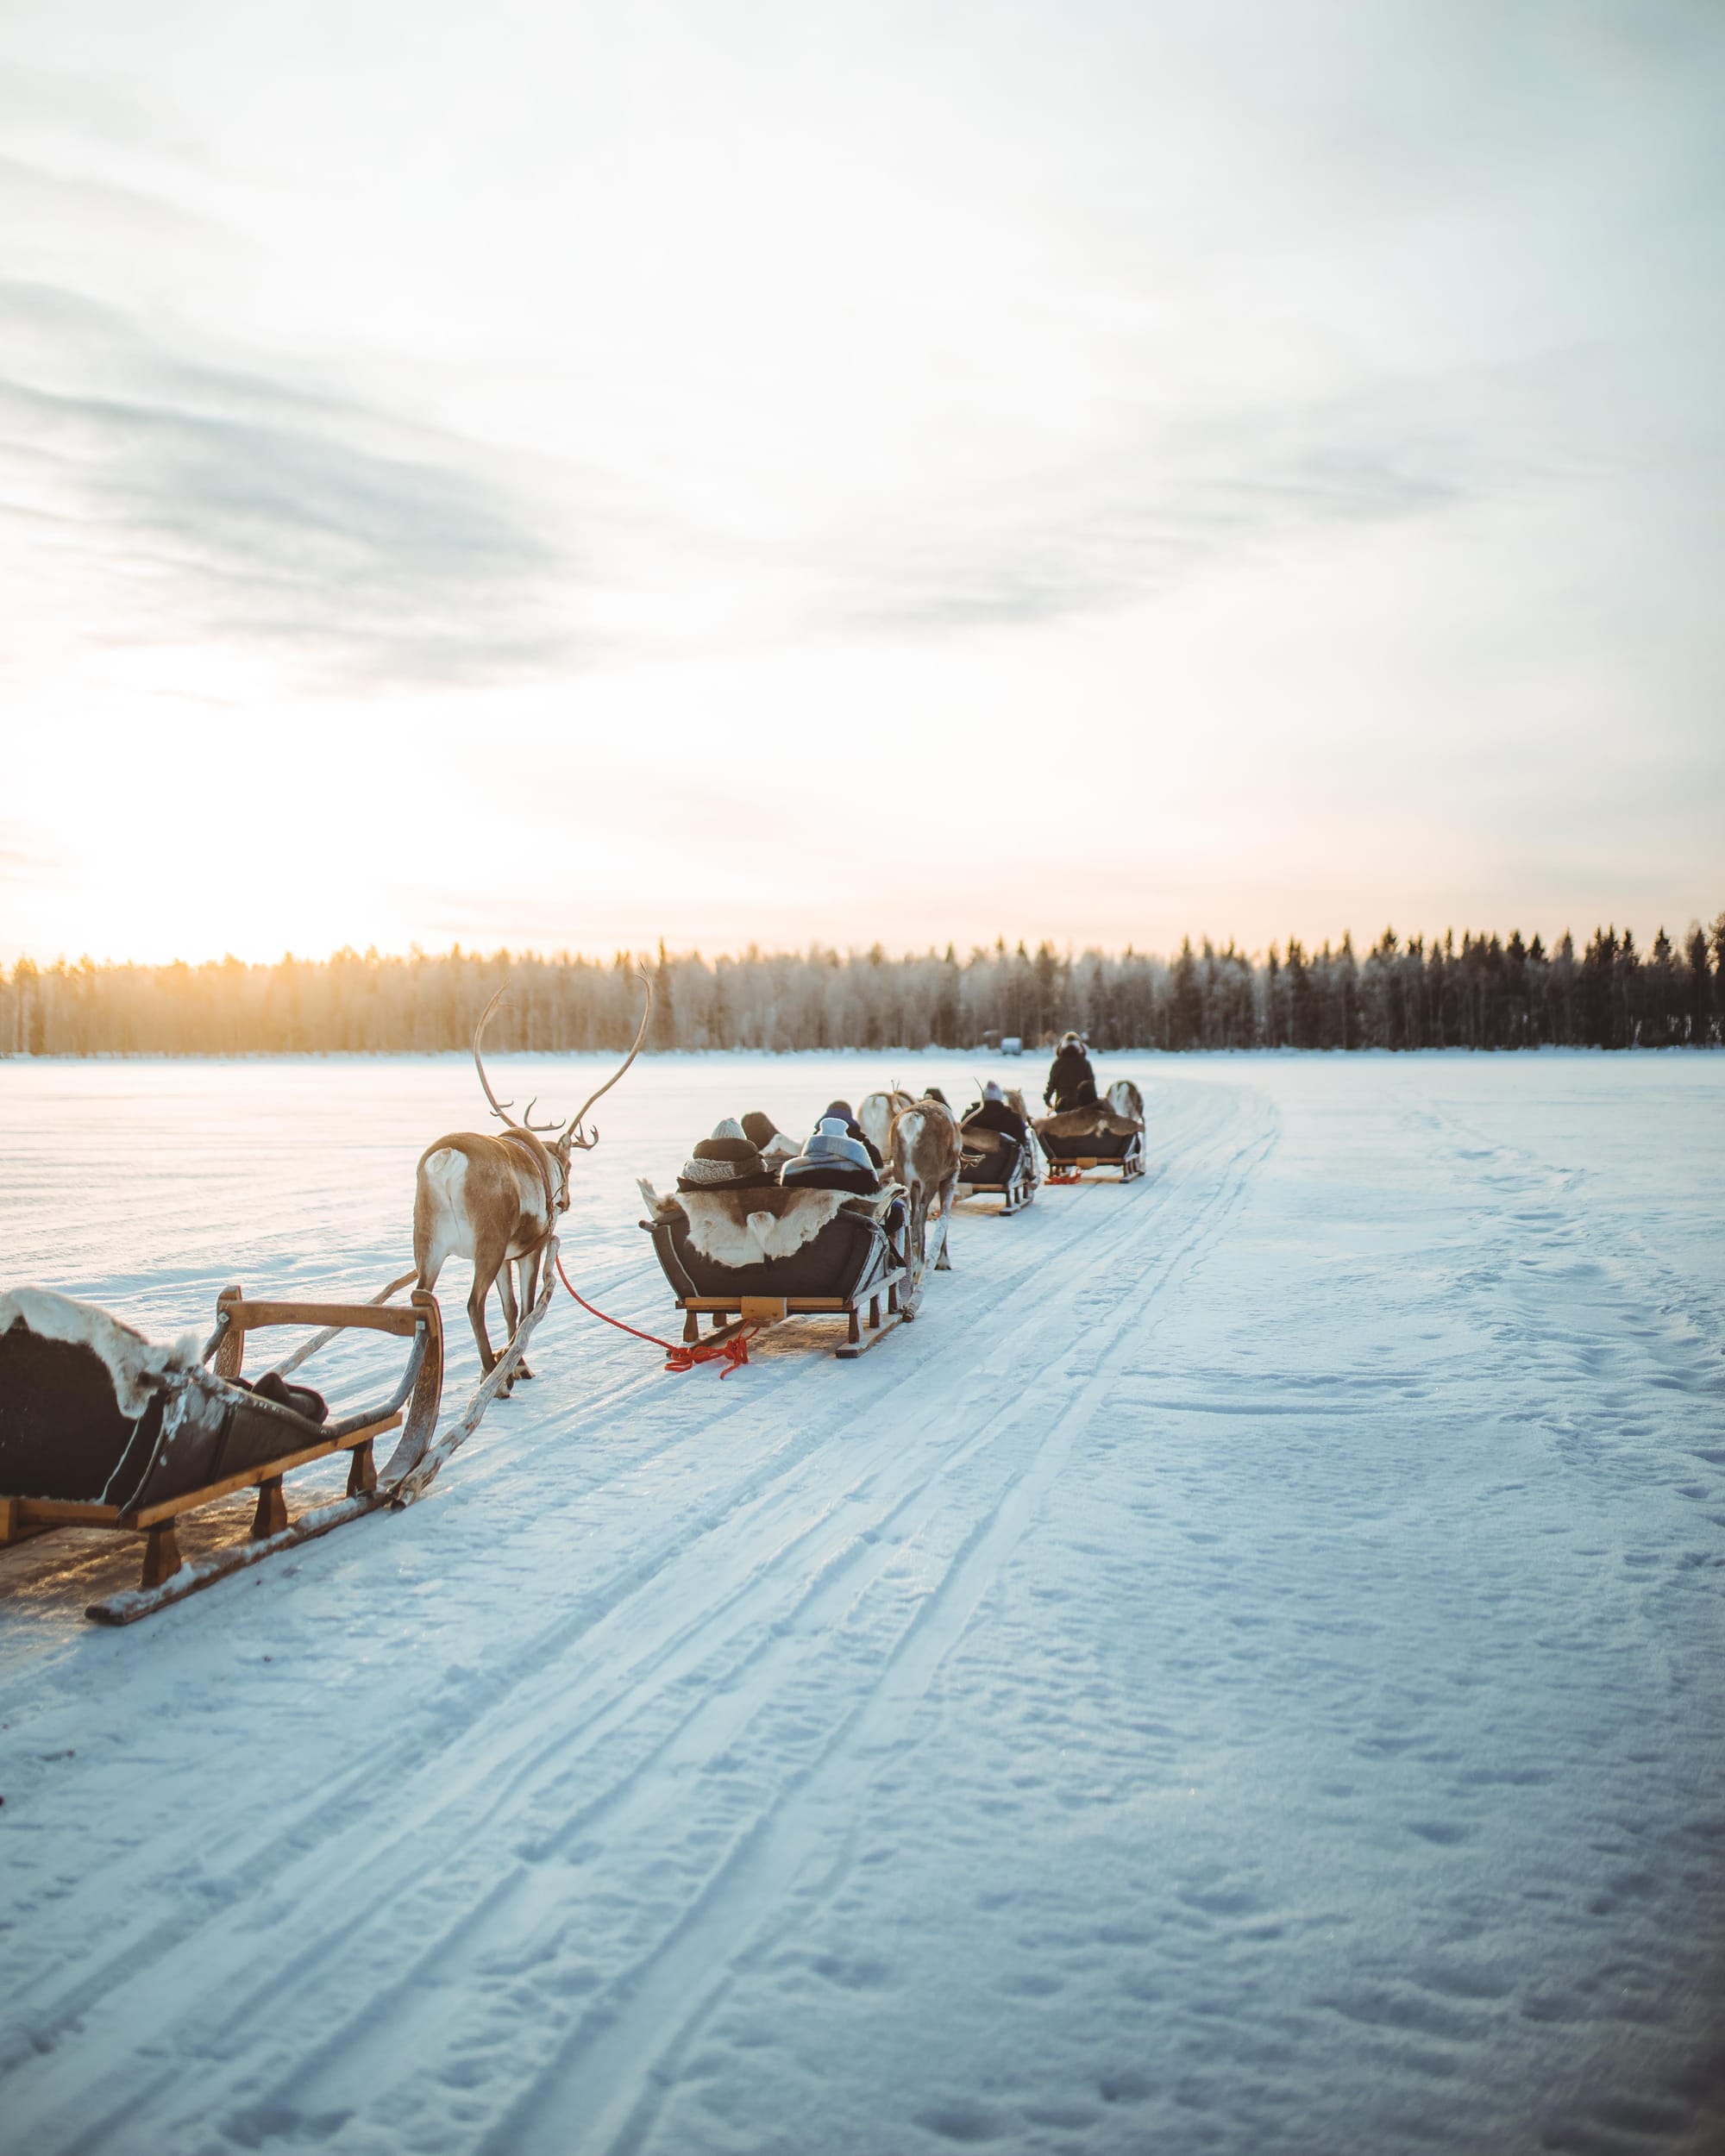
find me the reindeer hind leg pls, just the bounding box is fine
[495,1262,525,1393]
[512,1251,539,1378]
[933,1171,957,1269]
[467,1238,505,1382]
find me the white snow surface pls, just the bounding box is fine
[2,1050,1722,2156]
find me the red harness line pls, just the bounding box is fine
[554,1251,757,1376]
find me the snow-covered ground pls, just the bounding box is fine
[3,1050,1722,2156]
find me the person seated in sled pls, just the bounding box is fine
[675,1119,779,1194]
[1044,1031,1099,1111]
[782,1119,909,1263]
[816,1098,885,1170]
[963,1081,1028,1164]
[740,1110,802,1163]
[781,1118,884,1197]
[957,1087,1026,1190]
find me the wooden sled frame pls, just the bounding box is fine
[676,1267,910,1359]
[1,1282,443,1614]
[1041,1131,1146,1185]
[957,1145,1038,1216]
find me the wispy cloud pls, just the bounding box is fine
[0,268,590,683]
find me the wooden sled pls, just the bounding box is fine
[957,1123,1038,1217]
[1,1282,442,1622]
[643,1183,910,1359]
[1035,1106,1145,1184]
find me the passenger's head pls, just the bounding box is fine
[983,1080,1004,1102]
[820,1098,855,1124]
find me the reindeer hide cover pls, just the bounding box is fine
[0,1287,203,1420]
[1038,1104,1140,1140]
[639,1181,893,1267]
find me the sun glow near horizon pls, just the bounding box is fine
[3,2,1722,971]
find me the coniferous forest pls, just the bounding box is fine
[2,919,1722,1056]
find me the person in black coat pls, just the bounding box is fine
[963,1081,1026,1142]
[1044,1032,1098,1111]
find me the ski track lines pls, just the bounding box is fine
[475,1094,1274,2156]
[2,1081,1271,2155]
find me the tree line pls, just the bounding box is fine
[2,918,1721,1056]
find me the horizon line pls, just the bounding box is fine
[6,916,1722,980]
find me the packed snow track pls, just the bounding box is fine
[2,1052,1722,2155]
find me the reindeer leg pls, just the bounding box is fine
[496,1262,526,1393]
[468,1238,505,1384]
[512,1252,539,1378]
[934,1172,957,1269]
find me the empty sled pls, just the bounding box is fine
[0,1282,442,1615]
[642,1183,908,1358]
[1035,1103,1145,1182]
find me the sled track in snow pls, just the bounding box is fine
[2,1082,1276,2154]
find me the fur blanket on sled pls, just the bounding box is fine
[639,1179,899,1267]
[1036,1102,1140,1141]
[0,1287,203,1420]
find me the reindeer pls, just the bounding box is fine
[414,976,652,1388]
[1106,1078,1144,1125]
[857,1087,913,1163]
[888,1093,963,1297]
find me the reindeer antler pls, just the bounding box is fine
[472,989,518,1124]
[560,968,655,1150]
[471,993,568,1132]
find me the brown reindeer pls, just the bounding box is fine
[888,1094,963,1297]
[414,976,651,1387]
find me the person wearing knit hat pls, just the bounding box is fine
[676,1117,777,1194]
[819,1098,884,1169]
[781,1117,882,1197]
[742,1109,802,1163]
[965,1081,1026,1144]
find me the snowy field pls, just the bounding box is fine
[2,1050,1723,2156]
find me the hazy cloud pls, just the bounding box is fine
[0,271,586,683]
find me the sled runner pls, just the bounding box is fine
[642,1182,909,1358]
[0,1283,442,1620]
[957,1113,1038,1216]
[1034,1102,1145,1183]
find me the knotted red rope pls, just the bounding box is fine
[1044,1170,1082,1185]
[555,1252,757,1376]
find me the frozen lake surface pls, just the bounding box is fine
[2,1050,1723,2155]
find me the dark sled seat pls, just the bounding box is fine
[1,1283,442,1597]
[957,1117,1038,1214]
[1035,1104,1145,1179]
[959,1124,1022,1177]
[641,1181,908,1358]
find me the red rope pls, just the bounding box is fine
[1045,1170,1082,1185]
[555,1251,756,1376]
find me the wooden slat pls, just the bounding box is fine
[10,1498,123,1527]
[122,1413,402,1527]
[224,1300,425,1338]
[678,1295,847,1313]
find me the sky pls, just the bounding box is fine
[2,0,1722,968]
